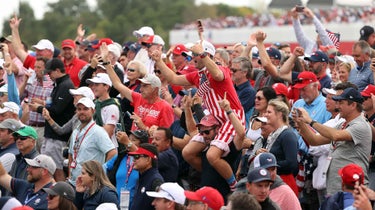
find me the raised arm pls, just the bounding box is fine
[219,92,245,150]
[190,42,224,82]
[0,162,13,192]
[9,14,28,63]
[100,43,133,102]
[255,30,279,79]
[152,50,191,86]
[278,46,305,83]
[304,7,334,47]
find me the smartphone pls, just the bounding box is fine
[126,111,131,117]
[294,108,300,117]
[296,6,305,12]
[115,123,123,133]
[197,19,204,33]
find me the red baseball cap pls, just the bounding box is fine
[92,38,114,49]
[61,39,76,49]
[128,147,157,159]
[293,71,318,89]
[272,83,288,97]
[196,115,220,127]
[173,44,188,55]
[361,84,375,97]
[338,163,364,186]
[184,186,224,210]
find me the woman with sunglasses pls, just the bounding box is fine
[238,87,276,179]
[43,181,77,210]
[75,160,119,210]
[264,99,299,196]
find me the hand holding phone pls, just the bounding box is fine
[197,19,204,41]
[296,6,305,12]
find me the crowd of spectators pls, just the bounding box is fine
[173,7,375,30]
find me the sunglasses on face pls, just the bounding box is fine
[154,70,161,74]
[256,96,264,101]
[48,195,57,200]
[363,96,371,100]
[199,127,215,135]
[13,134,29,141]
[133,154,148,160]
[127,68,136,72]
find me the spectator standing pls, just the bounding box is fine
[349,41,374,91]
[133,26,154,65]
[68,97,117,185]
[128,143,164,210]
[30,58,75,182]
[61,39,88,87]
[152,127,179,182]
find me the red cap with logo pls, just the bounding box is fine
[173,44,188,55]
[61,39,76,49]
[338,163,364,186]
[196,115,220,127]
[293,71,318,89]
[184,186,224,210]
[128,147,158,159]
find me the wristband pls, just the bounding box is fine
[226,110,233,115]
[309,120,317,127]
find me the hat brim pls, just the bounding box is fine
[146,191,169,200]
[25,158,40,167]
[332,95,346,101]
[42,188,59,196]
[138,78,151,85]
[250,177,274,183]
[361,92,371,97]
[293,82,309,89]
[322,88,337,95]
[262,163,280,168]
[255,117,267,123]
[61,45,74,49]
[184,191,202,202]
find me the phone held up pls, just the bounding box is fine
[296,5,305,12]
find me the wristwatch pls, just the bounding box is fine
[127,142,133,148]
[200,52,208,58]
[172,104,177,109]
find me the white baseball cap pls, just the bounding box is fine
[138,74,161,88]
[76,97,95,109]
[32,39,54,52]
[133,26,154,37]
[86,73,112,87]
[0,102,20,114]
[146,182,186,205]
[69,86,95,100]
[198,40,215,56]
[25,154,57,175]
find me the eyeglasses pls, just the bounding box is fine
[199,128,215,135]
[48,195,57,200]
[230,68,241,73]
[363,96,371,101]
[128,68,136,72]
[256,96,264,101]
[154,70,161,74]
[133,154,148,160]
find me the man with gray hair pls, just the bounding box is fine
[349,40,373,91]
[0,119,22,172]
[230,56,256,126]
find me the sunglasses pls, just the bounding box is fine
[154,70,161,74]
[13,134,29,141]
[133,154,148,160]
[363,96,371,100]
[199,128,215,135]
[128,68,136,72]
[230,68,241,73]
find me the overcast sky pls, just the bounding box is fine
[0,0,253,33]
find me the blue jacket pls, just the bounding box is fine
[75,185,119,210]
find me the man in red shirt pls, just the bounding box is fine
[61,39,88,87]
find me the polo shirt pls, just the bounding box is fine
[64,57,88,87]
[292,93,331,124]
[348,61,374,91]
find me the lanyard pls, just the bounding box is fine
[73,122,96,162]
[124,156,134,186]
[24,192,39,205]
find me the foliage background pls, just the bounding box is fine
[1,0,253,48]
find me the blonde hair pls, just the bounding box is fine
[339,62,353,72]
[127,60,147,77]
[268,99,290,124]
[82,160,116,195]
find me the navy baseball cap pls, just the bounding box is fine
[247,167,274,183]
[253,153,279,169]
[304,51,329,63]
[332,87,363,103]
[266,47,281,60]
